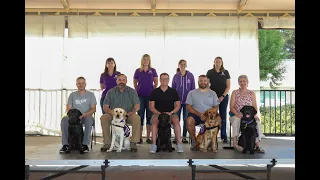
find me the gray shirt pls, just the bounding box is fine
[103,86,140,113]
[186,89,220,113]
[67,90,97,114]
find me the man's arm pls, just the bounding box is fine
[128,103,140,116]
[170,101,181,115]
[186,104,202,117]
[81,93,97,118]
[103,91,113,116]
[65,94,73,114]
[149,101,161,115]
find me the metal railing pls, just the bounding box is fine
[25,88,295,137]
[259,90,295,136]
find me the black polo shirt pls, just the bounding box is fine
[149,86,180,113]
[206,69,231,97]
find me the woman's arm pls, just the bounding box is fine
[133,79,138,90]
[153,77,158,88]
[251,91,260,119]
[100,83,104,90]
[230,90,242,118]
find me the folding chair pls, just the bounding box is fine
[90,113,97,150]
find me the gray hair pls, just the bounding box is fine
[238,75,249,83]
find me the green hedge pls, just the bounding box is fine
[259,104,295,135]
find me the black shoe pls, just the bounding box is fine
[222,138,228,143]
[182,138,189,144]
[146,139,152,144]
[59,145,69,153]
[100,144,110,152]
[172,139,177,144]
[82,145,89,152]
[137,139,143,144]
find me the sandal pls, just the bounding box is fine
[255,146,265,153]
[234,145,243,152]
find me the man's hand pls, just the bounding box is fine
[127,111,134,117]
[79,113,86,119]
[165,112,173,116]
[200,113,206,121]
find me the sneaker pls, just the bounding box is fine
[59,145,69,152]
[130,142,138,152]
[138,139,143,144]
[100,144,110,152]
[149,144,157,153]
[177,144,184,153]
[146,139,152,144]
[190,139,199,151]
[222,138,228,143]
[82,145,89,152]
[182,138,188,144]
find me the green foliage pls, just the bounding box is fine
[260,104,295,135]
[259,30,288,88]
[281,30,295,59]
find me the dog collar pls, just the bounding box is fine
[112,123,124,128]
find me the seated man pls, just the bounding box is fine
[149,73,184,153]
[186,75,220,151]
[60,76,97,153]
[100,74,141,152]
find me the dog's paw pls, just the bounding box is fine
[200,148,207,152]
[106,149,113,152]
[213,149,218,153]
[116,149,122,153]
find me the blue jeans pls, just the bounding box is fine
[100,97,105,114]
[176,104,188,137]
[219,94,229,140]
[138,96,152,126]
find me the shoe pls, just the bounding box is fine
[172,139,177,144]
[222,138,228,143]
[190,139,199,151]
[59,145,69,153]
[182,138,188,144]
[149,144,157,153]
[177,144,184,153]
[130,142,138,152]
[82,145,89,152]
[100,144,110,152]
[138,139,143,144]
[146,139,152,144]
[255,146,265,153]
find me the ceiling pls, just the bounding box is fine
[25,0,295,17]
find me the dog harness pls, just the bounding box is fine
[199,125,220,135]
[240,119,258,137]
[112,122,131,138]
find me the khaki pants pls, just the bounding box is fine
[100,114,141,144]
[229,116,262,142]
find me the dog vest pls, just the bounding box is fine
[112,122,131,138]
[199,125,220,135]
[240,119,258,137]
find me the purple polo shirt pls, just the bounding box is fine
[133,68,158,97]
[100,71,121,99]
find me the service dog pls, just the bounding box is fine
[195,108,221,152]
[67,108,84,154]
[156,113,175,152]
[238,105,258,154]
[107,108,131,153]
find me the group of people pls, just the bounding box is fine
[59,54,265,154]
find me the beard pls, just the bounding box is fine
[118,83,126,88]
[198,83,207,89]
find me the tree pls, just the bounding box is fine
[281,30,295,59]
[259,30,288,88]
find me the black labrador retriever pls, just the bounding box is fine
[67,109,84,154]
[156,113,175,152]
[238,105,258,154]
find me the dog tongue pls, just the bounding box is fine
[246,114,250,118]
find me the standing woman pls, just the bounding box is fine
[134,54,158,144]
[172,59,195,144]
[99,57,121,114]
[206,56,231,143]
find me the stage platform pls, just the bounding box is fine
[25,136,294,164]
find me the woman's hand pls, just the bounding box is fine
[218,96,224,102]
[254,114,260,120]
[235,113,243,118]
